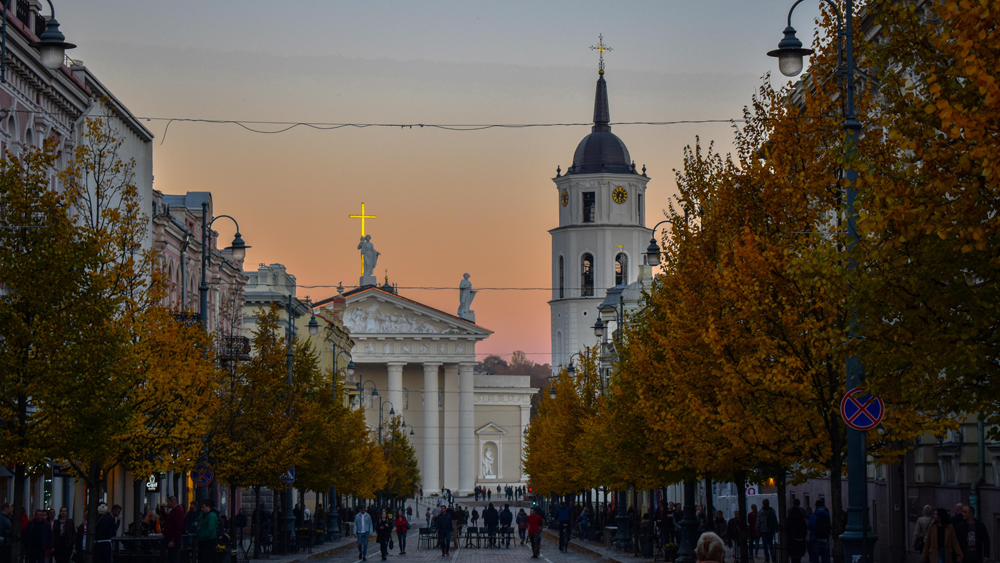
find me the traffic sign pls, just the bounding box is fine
[191,463,214,487]
[840,388,885,431]
[280,467,295,484]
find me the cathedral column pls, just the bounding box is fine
[458,362,476,496]
[387,362,405,416]
[422,362,442,495]
[442,364,460,492]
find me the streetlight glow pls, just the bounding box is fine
[767,25,814,77]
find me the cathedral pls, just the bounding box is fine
[549,63,653,369]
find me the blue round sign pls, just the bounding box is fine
[840,387,885,431]
[191,463,214,487]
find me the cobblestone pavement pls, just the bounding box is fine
[312,529,599,563]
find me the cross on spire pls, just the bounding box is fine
[349,202,377,274]
[590,34,612,75]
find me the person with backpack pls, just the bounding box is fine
[197,500,220,563]
[808,499,832,563]
[757,500,778,563]
[787,500,809,563]
[913,506,933,554]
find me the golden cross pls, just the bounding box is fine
[590,34,612,74]
[349,202,377,274]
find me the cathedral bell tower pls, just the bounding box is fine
[549,56,651,370]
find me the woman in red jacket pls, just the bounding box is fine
[394,509,409,555]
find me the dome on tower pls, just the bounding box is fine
[568,72,635,175]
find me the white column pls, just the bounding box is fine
[387,362,405,416]
[458,362,476,496]
[519,405,531,481]
[422,362,442,495]
[442,364,460,492]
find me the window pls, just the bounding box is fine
[582,192,596,223]
[615,253,628,286]
[637,193,644,224]
[581,253,594,297]
[402,389,409,411]
[558,256,565,298]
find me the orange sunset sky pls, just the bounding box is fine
[60,0,822,364]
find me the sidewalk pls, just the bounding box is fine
[243,534,359,563]
[540,528,653,563]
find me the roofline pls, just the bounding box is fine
[324,285,494,334]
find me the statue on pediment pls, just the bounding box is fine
[458,273,477,322]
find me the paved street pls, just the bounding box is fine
[313,529,597,563]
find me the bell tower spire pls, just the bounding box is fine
[590,35,612,133]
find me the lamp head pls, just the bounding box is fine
[567,362,576,376]
[593,317,606,338]
[32,16,76,71]
[549,386,556,400]
[307,314,319,336]
[389,407,395,416]
[410,428,415,436]
[227,232,249,262]
[767,26,814,77]
[346,360,356,378]
[371,386,379,397]
[645,238,662,267]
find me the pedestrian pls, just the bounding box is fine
[159,496,184,563]
[757,500,778,563]
[726,510,741,562]
[696,532,726,563]
[913,505,933,554]
[954,504,990,563]
[748,504,760,559]
[516,509,528,545]
[355,505,373,562]
[922,508,962,563]
[184,501,199,549]
[22,510,52,563]
[484,503,499,548]
[500,504,513,547]
[51,508,75,563]
[713,511,727,542]
[94,504,116,563]
[951,504,964,528]
[807,499,832,563]
[787,500,809,563]
[0,503,13,563]
[487,489,491,501]
[527,507,545,559]
[375,508,393,561]
[425,508,432,530]
[196,500,219,563]
[471,508,479,528]
[436,504,453,556]
[394,508,409,555]
[556,503,571,552]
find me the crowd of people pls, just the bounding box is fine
[913,503,990,563]
[472,486,526,503]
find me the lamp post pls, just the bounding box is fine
[766,3,873,563]
[195,202,248,504]
[1,0,76,83]
[326,348,354,541]
[282,293,302,553]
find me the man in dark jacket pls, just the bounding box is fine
[955,504,990,563]
[435,507,453,556]
[556,503,571,552]
[0,503,14,563]
[160,496,185,563]
[22,510,52,563]
[483,503,500,548]
[52,507,75,563]
[94,504,117,563]
[499,505,514,547]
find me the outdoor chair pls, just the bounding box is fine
[418,528,436,550]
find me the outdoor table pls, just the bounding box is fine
[113,536,164,563]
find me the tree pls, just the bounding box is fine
[378,417,420,503]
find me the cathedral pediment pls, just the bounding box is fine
[342,287,491,338]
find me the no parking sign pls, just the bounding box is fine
[840,387,885,431]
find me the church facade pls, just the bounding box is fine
[549,67,652,369]
[314,280,536,497]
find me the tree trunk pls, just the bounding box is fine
[84,462,103,563]
[776,469,787,563]
[253,487,261,560]
[230,484,238,541]
[705,474,714,533]
[11,462,25,563]
[134,477,143,534]
[736,470,749,563]
[830,446,845,563]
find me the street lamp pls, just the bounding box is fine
[592,318,605,339]
[0,0,76,83]
[199,201,250,330]
[308,310,320,336]
[644,220,677,268]
[765,4,872,563]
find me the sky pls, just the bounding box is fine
[58,0,823,364]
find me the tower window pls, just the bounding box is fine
[581,253,594,297]
[615,253,628,286]
[558,256,565,299]
[637,193,644,225]
[582,192,596,223]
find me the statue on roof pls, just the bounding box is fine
[458,273,477,323]
[358,234,380,285]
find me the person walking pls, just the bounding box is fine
[94,504,116,563]
[713,511,727,543]
[726,510,741,562]
[436,506,454,556]
[913,505,934,554]
[51,508,74,563]
[484,503,499,548]
[696,532,727,563]
[355,505,373,562]
[516,509,528,545]
[394,509,409,555]
[487,489,491,501]
[955,504,990,563]
[471,509,479,529]
[807,499,832,563]
[556,503,571,552]
[22,510,52,563]
[748,505,760,559]
[196,500,219,563]
[757,500,778,563]
[425,508,432,530]
[922,508,962,563]
[375,509,393,561]
[527,507,545,559]
[0,503,13,563]
[160,496,184,563]
[499,505,513,547]
[787,500,809,563]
